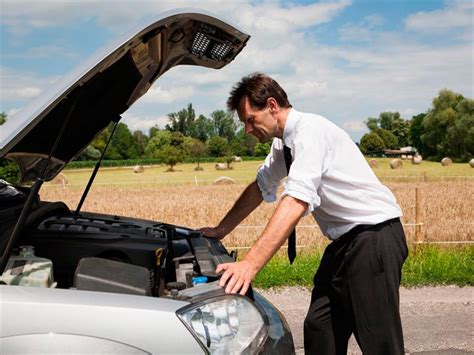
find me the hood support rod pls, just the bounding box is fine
[0,93,80,274]
[75,120,119,215]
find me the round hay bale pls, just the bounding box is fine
[215,163,227,170]
[213,176,236,185]
[412,155,422,164]
[401,154,407,160]
[441,157,452,166]
[389,159,403,169]
[133,165,144,173]
[51,173,68,185]
[469,159,474,168]
[368,159,379,168]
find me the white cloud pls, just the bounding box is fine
[339,14,384,41]
[343,120,365,132]
[0,0,472,143]
[121,112,168,132]
[6,107,22,116]
[0,67,59,101]
[405,1,473,32]
[137,85,194,105]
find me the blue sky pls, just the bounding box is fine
[1,0,472,142]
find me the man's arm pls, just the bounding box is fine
[200,180,263,239]
[216,195,307,295]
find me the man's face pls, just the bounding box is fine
[237,96,278,143]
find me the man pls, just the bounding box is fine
[200,73,408,354]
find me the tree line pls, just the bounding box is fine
[359,89,473,162]
[75,104,271,170]
[0,88,472,181]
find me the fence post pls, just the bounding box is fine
[415,186,423,245]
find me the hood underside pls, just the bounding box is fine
[0,10,249,183]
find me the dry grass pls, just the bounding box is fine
[40,181,473,253]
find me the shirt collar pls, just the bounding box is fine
[282,108,299,148]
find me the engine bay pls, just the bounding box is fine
[0,197,235,298]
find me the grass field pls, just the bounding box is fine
[52,158,473,187]
[40,158,473,249]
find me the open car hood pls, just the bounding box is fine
[0,9,249,183]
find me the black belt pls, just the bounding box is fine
[336,217,400,244]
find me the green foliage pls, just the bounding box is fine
[166,103,196,136]
[409,113,428,156]
[76,145,101,161]
[207,136,229,157]
[157,145,187,171]
[421,90,473,162]
[190,114,214,142]
[402,245,473,287]
[0,158,20,184]
[144,131,172,158]
[252,246,473,288]
[254,142,271,156]
[374,128,398,149]
[210,110,238,142]
[359,132,385,154]
[0,114,20,184]
[0,112,6,125]
[185,137,207,169]
[133,130,148,156]
[231,129,258,157]
[365,111,410,148]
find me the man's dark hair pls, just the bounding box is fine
[227,73,292,112]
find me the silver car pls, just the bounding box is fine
[0,9,294,354]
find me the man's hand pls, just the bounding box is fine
[198,226,226,239]
[216,260,257,295]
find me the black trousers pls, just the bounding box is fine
[304,218,408,355]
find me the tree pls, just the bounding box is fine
[133,130,148,157]
[231,129,258,156]
[158,132,188,171]
[421,89,473,161]
[254,142,271,156]
[374,128,398,149]
[149,125,161,139]
[165,103,196,136]
[359,132,385,155]
[109,123,138,159]
[364,112,410,148]
[185,138,207,170]
[207,136,229,157]
[144,130,172,158]
[158,145,186,172]
[189,114,214,142]
[0,113,20,183]
[210,110,238,142]
[77,145,101,161]
[409,113,428,156]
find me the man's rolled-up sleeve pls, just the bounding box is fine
[256,139,287,202]
[281,129,327,215]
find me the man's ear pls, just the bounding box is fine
[267,97,278,113]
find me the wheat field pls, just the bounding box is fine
[40,179,473,253]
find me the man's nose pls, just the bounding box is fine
[245,123,253,134]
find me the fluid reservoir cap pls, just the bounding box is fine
[192,276,208,285]
[166,281,186,291]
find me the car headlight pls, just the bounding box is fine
[177,295,268,354]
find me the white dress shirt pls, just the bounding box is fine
[256,108,402,240]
